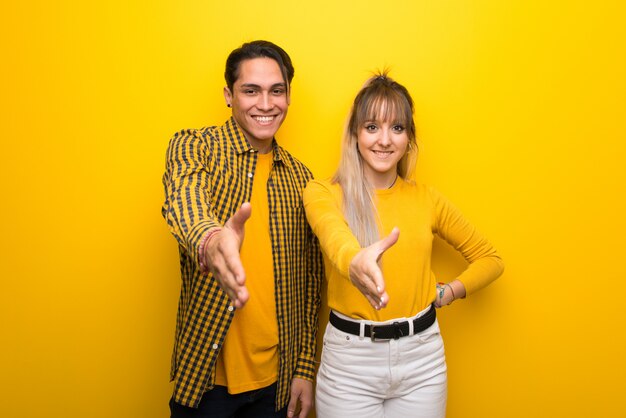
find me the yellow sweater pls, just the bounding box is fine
[303,177,504,321]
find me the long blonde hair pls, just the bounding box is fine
[332,72,418,246]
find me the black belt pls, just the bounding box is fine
[329,304,436,342]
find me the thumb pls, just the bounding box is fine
[377,227,400,255]
[227,202,252,235]
[286,388,299,418]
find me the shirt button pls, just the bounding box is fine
[212,343,219,350]
[248,172,253,178]
[227,306,234,312]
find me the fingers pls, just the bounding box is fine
[226,202,252,238]
[368,228,399,308]
[221,243,246,285]
[217,280,248,309]
[364,290,389,310]
[216,273,248,309]
[210,254,249,308]
[376,227,400,258]
[288,378,313,418]
[350,264,388,310]
[201,204,253,308]
[348,228,400,310]
[286,392,298,418]
[231,287,249,309]
[206,227,249,307]
[297,402,312,418]
[367,270,389,310]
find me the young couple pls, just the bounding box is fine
[162,40,504,418]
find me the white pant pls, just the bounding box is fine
[316,308,447,418]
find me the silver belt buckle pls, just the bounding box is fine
[370,322,402,342]
[370,325,387,342]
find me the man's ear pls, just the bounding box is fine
[223,86,233,107]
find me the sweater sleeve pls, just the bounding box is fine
[303,180,361,279]
[430,187,504,295]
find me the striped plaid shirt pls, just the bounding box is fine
[162,117,323,409]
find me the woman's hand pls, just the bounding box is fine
[348,227,399,310]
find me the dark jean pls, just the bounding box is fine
[169,382,287,418]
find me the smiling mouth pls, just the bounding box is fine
[254,116,276,124]
[372,150,393,158]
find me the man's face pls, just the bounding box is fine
[224,57,290,152]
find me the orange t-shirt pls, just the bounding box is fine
[215,151,279,394]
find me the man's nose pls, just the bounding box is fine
[257,92,273,110]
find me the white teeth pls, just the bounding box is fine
[373,150,392,157]
[255,116,274,123]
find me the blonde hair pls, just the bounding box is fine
[332,72,418,246]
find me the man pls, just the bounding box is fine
[162,40,323,418]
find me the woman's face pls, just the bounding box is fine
[357,117,409,189]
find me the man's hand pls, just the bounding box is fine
[287,377,313,418]
[203,202,252,308]
[348,227,400,310]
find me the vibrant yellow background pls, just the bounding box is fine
[2,1,625,417]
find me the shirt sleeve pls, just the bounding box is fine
[303,179,361,279]
[430,186,504,295]
[161,129,222,267]
[294,227,324,381]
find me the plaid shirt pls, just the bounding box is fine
[162,117,323,409]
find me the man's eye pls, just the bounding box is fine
[244,90,257,95]
[273,89,285,95]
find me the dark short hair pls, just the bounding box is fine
[224,40,294,91]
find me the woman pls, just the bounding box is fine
[303,73,504,418]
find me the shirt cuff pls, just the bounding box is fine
[187,221,221,268]
[293,356,317,382]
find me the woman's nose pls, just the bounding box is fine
[378,129,391,146]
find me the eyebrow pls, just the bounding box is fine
[239,82,287,89]
[363,118,405,125]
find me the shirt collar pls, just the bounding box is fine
[225,117,291,168]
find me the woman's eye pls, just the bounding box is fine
[365,124,378,132]
[392,125,405,132]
